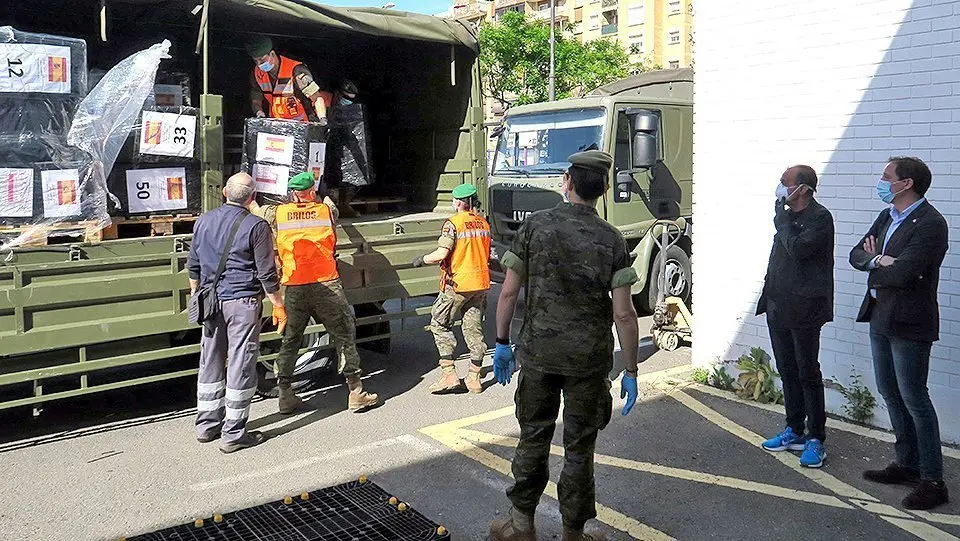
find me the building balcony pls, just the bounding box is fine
[601,23,618,34]
[533,8,570,21]
[493,0,525,8]
[452,2,490,19]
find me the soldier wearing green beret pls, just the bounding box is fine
[249,172,379,413]
[412,184,492,394]
[489,151,641,541]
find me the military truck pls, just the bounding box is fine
[487,69,693,313]
[0,1,486,410]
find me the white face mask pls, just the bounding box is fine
[451,201,460,212]
[775,184,789,200]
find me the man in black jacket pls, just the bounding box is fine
[757,165,834,469]
[849,156,949,510]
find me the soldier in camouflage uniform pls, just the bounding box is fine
[489,151,641,541]
[250,172,378,414]
[413,184,491,394]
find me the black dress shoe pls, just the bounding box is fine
[219,431,266,454]
[903,480,950,510]
[863,463,921,486]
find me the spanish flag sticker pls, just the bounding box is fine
[167,176,185,200]
[265,136,287,153]
[58,179,77,205]
[47,56,67,83]
[144,121,163,145]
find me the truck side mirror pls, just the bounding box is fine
[630,112,659,168]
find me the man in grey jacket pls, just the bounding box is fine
[187,173,286,453]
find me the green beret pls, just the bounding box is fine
[245,35,273,58]
[288,172,316,191]
[452,184,478,200]
[567,150,613,174]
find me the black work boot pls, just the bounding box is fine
[863,462,921,486]
[219,431,266,454]
[903,480,950,510]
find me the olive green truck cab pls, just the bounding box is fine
[0,1,486,410]
[487,69,694,313]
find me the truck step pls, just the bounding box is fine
[126,477,451,541]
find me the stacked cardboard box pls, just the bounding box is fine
[241,118,327,205]
[0,27,94,226]
[108,104,202,217]
[325,103,374,187]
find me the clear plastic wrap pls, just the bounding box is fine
[241,118,328,205]
[326,103,375,187]
[0,39,171,251]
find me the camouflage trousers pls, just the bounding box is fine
[507,366,613,528]
[275,280,362,382]
[430,288,488,365]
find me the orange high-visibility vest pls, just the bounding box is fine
[254,56,310,121]
[275,202,339,285]
[440,211,491,293]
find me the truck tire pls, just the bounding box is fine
[354,302,391,355]
[256,317,334,398]
[641,246,692,314]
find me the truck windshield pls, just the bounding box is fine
[492,108,606,176]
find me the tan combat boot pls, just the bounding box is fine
[489,507,536,541]
[346,375,379,410]
[465,364,483,394]
[428,361,461,394]
[278,383,304,415]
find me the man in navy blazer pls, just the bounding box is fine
[849,156,949,510]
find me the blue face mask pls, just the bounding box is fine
[258,59,275,72]
[339,97,354,106]
[876,178,905,204]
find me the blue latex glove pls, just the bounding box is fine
[494,343,516,385]
[620,372,638,416]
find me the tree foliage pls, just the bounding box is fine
[479,11,650,109]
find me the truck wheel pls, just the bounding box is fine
[256,317,334,398]
[641,246,692,314]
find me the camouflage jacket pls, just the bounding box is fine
[501,203,638,376]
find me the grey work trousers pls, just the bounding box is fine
[196,296,262,446]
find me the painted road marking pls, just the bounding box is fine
[677,381,960,461]
[671,389,960,540]
[421,423,677,541]
[189,437,404,491]
[418,364,960,540]
[455,428,853,510]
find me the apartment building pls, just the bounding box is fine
[448,0,694,69]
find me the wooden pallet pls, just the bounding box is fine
[102,214,198,240]
[0,221,105,247]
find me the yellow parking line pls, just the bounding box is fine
[670,389,879,502]
[680,382,960,461]
[911,511,960,527]
[880,517,960,541]
[671,390,960,540]
[421,425,676,541]
[454,428,852,510]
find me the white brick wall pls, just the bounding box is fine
[692,0,960,440]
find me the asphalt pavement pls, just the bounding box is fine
[2,285,960,540]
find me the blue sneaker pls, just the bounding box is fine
[761,427,806,452]
[800,439,826,468]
